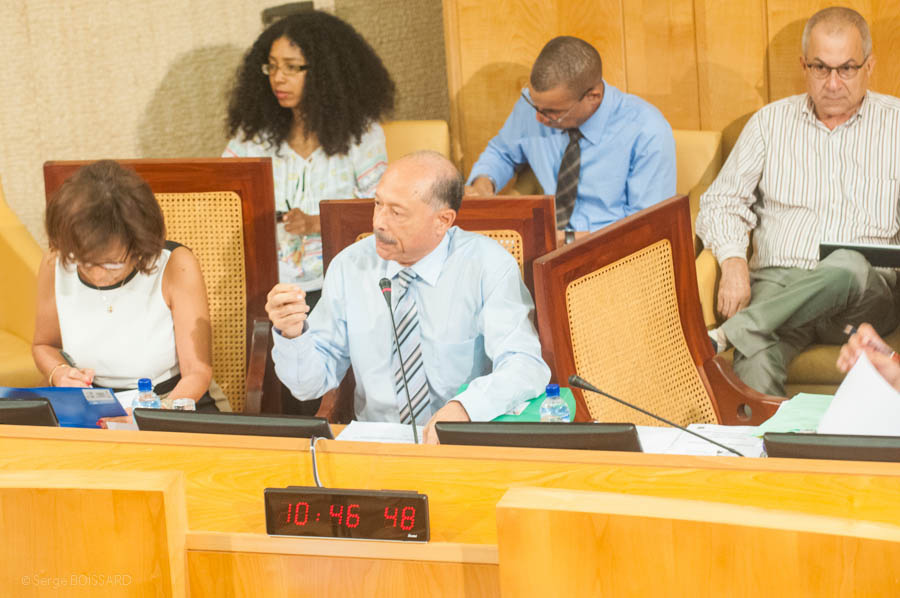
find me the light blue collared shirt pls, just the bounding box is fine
[272,227,550,423]
[467,82,676,232]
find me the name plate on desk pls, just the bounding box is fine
[264,487,429,542]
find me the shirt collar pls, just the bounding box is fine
[383,227,453,287]
[577,80,618,145]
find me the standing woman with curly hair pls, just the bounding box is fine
[224,11,395,294]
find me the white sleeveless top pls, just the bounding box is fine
[55,247,180,389]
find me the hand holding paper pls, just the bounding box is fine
[818,352,900,436]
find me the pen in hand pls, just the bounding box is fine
[59,350,94,387]
[843,324,900,363]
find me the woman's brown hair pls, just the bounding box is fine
[46,160,165,274]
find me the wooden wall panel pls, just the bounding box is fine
[694,0,769,154]
[445,0,900,170]
[622,0,700,129]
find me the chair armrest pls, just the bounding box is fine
[316,389,342,423]
[244,317,270,415]
[315,368,356,424]
[695,248,720,329]
[701,356,787,425]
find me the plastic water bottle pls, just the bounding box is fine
[539,383,571,422]
[135,378,161,409]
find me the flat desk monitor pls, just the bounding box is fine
[819,242,900,268]
[134,409,334,439]
[435,422,642,452]
[0,398,60,427]
[764,432,900,463]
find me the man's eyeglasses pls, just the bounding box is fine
[803,57,869,80]
[261,62,310,77]
[521,88,590,124]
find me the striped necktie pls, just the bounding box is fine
[392,268,431,424]
[555,128,582,229]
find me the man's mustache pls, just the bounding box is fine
[374,230,397,245]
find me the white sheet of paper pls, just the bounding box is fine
[817,352,900,435]
[635,426,682,454]
[336,421,417,444]
[105,421,139,431]
[661,424,763,457]
[115,389,139,410]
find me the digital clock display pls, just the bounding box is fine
[264,487,429,542]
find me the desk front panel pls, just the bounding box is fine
[2,426,900,545]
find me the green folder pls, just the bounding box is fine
[455,384,577,422]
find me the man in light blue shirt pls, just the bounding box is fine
[466,36,676,245]
[266,151,550,443]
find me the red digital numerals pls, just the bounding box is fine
[285,501,416,532]
[286,502,360,528]
[384,506,416,530]
[286,501,310,526]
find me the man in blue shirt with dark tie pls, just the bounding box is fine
[466,36,676,245]
[266,151,550,443]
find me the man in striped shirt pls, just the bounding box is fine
[697,6,900,396]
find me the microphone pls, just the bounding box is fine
[568,374,744,457]
[379,278,419,444]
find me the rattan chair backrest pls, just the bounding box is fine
[157,192,247,412]
[565,239,717,426]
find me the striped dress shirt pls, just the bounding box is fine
[697,91,900,271]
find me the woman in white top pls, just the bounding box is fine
[223,10,395,292]
[32,160,216,410]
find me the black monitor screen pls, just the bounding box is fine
[435,421,642,452]
[764,432,900,463]
[0,398,59,427]
[134,409,333,439]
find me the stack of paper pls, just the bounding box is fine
[817,352,900,435]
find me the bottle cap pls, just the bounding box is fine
[545,383,560,397]
[137,378,153,392]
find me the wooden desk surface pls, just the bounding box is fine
[2,424,900,544]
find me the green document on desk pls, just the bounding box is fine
[454,384,577,422]
[754,393,833,435]
[492,387,577,422]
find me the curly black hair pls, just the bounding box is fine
[226,11,395,157]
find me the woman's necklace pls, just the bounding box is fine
[98,277,128,313]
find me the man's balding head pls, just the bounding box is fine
[392,151,465,212]
[372,152,462,266]
[802,6,872,58]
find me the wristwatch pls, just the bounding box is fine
[564,230,576,245]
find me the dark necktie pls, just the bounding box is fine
[555,128,582,229]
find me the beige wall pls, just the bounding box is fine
[1,0,448,245]
[444,0,900,175]
[336,0,450,122]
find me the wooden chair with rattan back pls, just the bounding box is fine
[43,158,279,414]
[532,194,786,426]
[315,195,557,423]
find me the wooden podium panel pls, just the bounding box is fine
[3,425,900,544]
[4,426,900,595]
[496,487,900,597]
[186,532,498,598]
[0,470,187,597]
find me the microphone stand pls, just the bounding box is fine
[568,374,744,457]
